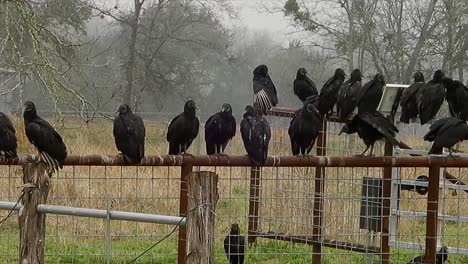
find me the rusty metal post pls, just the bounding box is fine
[380,140,393,264]
[178,164,192,264]
[186,171,218,264]
[424,165,440,264]
[248,166,261,245]
[19,163,50,264]
[312,119,327,263]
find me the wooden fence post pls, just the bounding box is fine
[19,163,49,264]
[186,171,218,264]
[248,166,261,245]
[178,164,193,264]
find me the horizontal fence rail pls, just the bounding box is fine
[2,154,468,167]
[0,201,185,226]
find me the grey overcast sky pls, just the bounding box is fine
[231,0,291,33]
[94,0,292,40]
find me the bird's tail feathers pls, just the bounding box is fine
[40,152,59,176]
[428,146,443,155]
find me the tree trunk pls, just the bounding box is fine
[124,0,144,106]
[347,10,355,72]
[403,0,438,82]
[186,171,218,264]
[442,0,454,77]
[19,163,50,264]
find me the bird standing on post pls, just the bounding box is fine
[339,111,399,156]
[400,71,425,124]
[253,64,278,115]
[357,73,386,113]
[113,104,145,163]
[317,68,346,117]
[418,70,446,125]
[288,102,321,155]
[337,69,363,122]
[167,100,200,155]
[224,223,245,264]
[293,67,318,105]
[23,101,67,175]
[0,112,17,160]
[205,103,236,155]
[240,105,271,165]
[423,117,468,156]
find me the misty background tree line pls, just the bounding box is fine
[0,0,467,119]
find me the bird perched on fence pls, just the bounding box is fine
[423,117,468,156]
[293,67,318,105]
[407,246,448,264]
[240,105,271,165]
[357,73,385,113]
[317,68,346,117]
[23,101,67,175]
[443,78,468,121]
[419,70,446,125]
[337,69,363,121]
[167,100,199,155]
[224,223,245,264]
[113,104,145,163]
[205,103,236,155]
[339,111,399,156]
[288,101,321,155]
[0,112,17,160]
[253,64,278,115]
[400,71,425,124]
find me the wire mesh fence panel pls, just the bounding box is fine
[0,165,22,263]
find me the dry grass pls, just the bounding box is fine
[0,115,468,263]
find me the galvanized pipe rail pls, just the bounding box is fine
[0,201,185,226]
[1,154,468,167]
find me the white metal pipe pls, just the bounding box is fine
[0,201,185,226]
[36,204,186,226]
[0,201,22,211]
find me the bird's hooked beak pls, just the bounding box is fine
[221,105,229,113]
[114,110,119,117]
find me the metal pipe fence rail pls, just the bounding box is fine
[1,155,468,263]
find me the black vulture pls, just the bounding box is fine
[419,70,446,125]
[23,101,67,175]
[357,73,385,113]
[337,69,363,121]
[205,103,236,155]
[443,78,468,120]
[224,223,245,264]
[317,68,346,117]
[166,100,200,155]
[407,246,448,264]
[400,71,425,123]
[113,104,145,163]
[253,64,278,115]
[339,112,399,156]
[0,112,17,159]
[423,117,468,156]
[293,67,318,104]
[288,102,321,155]
[240,105,271,165]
